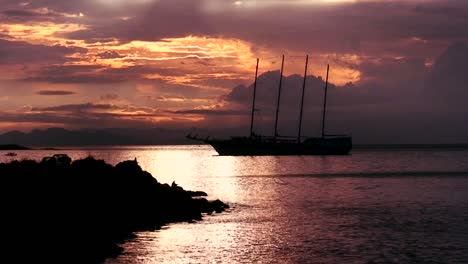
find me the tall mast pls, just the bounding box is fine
[250,58,259,138]
[274,54,285,141]
[297,54,309,143]
[321,64,330,138]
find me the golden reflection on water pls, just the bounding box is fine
[110,151,293,264]
[131,147,244,203]
[146,149,197,183]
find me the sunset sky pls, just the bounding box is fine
[1,0,467,143]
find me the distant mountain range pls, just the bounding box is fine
[0,128,194,147]
[0,144,30,150]
[1,127,468,149]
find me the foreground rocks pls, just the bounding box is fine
[0,155,228,263]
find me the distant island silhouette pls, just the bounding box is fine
[0,144,30,150]
[0,155,228,263]
[0,127,193,146]
[1,128,467,149]
[354,144,468,150]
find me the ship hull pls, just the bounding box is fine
[208,137,352,156]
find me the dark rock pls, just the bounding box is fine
[187,190,208,197]
[0,156,228,263]
[41,154,72,167]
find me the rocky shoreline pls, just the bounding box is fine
[0,155,228,263]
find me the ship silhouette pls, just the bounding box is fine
[187,55,352,156]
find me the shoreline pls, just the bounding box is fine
[0,154,228,263]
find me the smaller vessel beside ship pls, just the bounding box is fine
[187,55,352,156]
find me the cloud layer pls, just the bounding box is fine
[0,0,467,143]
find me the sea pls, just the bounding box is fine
[2,145,468,263]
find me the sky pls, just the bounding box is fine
[0,0,467,143]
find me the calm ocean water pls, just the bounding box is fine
[3,146,468,263]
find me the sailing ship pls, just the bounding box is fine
[187,55,352,156]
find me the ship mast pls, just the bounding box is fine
[297,55,309,143]
[321,64,330,138]
[250,58,259,138]
[274,54,285,141]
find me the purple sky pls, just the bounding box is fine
[0,0,467,143]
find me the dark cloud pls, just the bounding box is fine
[171,109,248,116]
[0,110,158,129]
[32,103,120,112]
[24,63,180,84]
[195,41,468,142]
[0,102,171,130]
[24,65,124,84]
[37,90,76,96]
[53,0,468,57]
[0,4,84,23]
[100,93,120,101]
[412,2,467,16]
[23,61,238,95]
[425,41,468,102]
[2,8,61,18]
[3,1,468,56]
[0,39,87,65]
[97,50,124,59]
[356,56,428,102]
[31,102,159,116]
